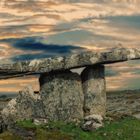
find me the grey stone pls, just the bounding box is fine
[1,98,17,124]
[0,114,7,133]
[40,70,84,122]
[84,114,103,123]
[0,47,140,78]
[82,114,103,131]
[1,86,45,124]
[133,114,140,119]
[81,65,106,117]
[33,118,48,125]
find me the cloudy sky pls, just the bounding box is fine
[0,0,140,94]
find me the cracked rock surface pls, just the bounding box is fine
[0,48,139,78]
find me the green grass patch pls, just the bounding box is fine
[16,119,37,129]
[1,117,140,140]
[36,129,73,140]
[0,131,21,140]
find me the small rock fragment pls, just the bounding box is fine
[82,114,103,131]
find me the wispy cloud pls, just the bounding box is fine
[0,0,140,91]
[0,75,39,93]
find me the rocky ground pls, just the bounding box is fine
[0,90,140,139]
[106,90,140,118]
[0,95,16,112]
[0,90,140,117]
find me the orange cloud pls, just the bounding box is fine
[106,71,140,91]
[0,0,140,93]
[0,76,39,93]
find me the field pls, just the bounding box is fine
[0,117,140,140]
[0,90,140,140]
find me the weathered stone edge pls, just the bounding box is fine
[0,47,140,75]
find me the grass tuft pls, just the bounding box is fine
[0,117,140,140]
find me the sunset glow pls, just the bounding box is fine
[0,0,140,93]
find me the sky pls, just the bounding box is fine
[0,0,140,94]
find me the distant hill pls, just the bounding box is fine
[107,89,140,95]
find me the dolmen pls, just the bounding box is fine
[0,47,140,130]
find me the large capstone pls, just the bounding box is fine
[0,47,140,77]
[39,70,84,122]
[81,65,106,117]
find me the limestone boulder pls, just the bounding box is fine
[81,65,106,117]
[40,70,84,122]
[1,86,45,124]
[82,114,103,131]
[0,113,7,133]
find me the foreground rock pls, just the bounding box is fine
[40,70,84,122]
[82,114,103,131]
[81,65,106,117]
[0,114,7,133]
[1,86,45,124]
[0,47,139,77]
[133,114,140,120]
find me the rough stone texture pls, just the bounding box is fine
[0,114,7,133]
[1,86,45,124]
[81,65,106,117]
[33,118,48,126]
[107,90,140,117]
[82,114,103,131]
[1,71,84,123]
[133,114,140,119]
[39,70,84,122]
[0,47,140,78]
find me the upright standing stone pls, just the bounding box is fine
[39,70,84,122]
[81,65,106,117]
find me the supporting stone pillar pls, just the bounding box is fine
[39,70,84,122]
[81,65,106,117]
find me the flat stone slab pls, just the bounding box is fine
[0,47,140,78]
